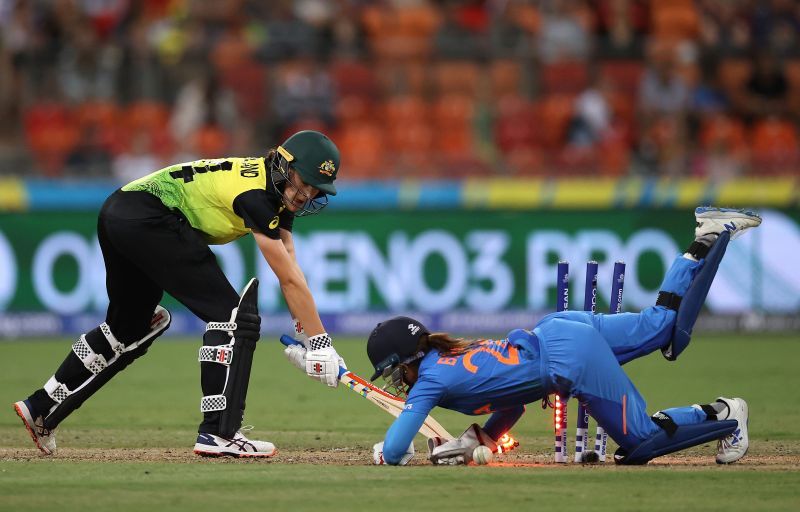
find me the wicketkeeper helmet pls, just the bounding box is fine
[367,316,430,381]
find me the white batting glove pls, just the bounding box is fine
[373,441,414,465]
[283,343,306,372]
[305,333,346,387]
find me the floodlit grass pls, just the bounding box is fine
[1,334,798,511]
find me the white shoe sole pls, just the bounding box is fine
[193,445,277,458]
[13,401,53,455]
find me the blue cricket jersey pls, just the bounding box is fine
[381,329,548,464]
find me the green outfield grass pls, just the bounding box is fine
[1,333,799,512]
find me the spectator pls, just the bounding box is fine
[538,0,591,63]
[170,71,239,144]
[638,48,690,119]
[569,75,614,146]
[594,0,648,59]
[741,50,789,120]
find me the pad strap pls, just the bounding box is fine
[651,411,678,436]
[100,322,124,356]
[72,335,109,375]
[44,376,70,404]
[198,345,234,366]
[200,394,227,412]
[656,291,682,311]
[206,322,237,332]
[686,240,711,260]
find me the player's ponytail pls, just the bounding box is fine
[418,333,479,357]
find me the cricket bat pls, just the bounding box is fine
[280,335,453,440]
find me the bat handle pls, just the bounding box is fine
[279,335,349,380]
[279,334,302,347]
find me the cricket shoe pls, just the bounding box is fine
[695,207,762,240]
[715,397,749,464]
[13,399,57,455]
[193,428,276,458]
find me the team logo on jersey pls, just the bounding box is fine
[269,216,279,229]
[319,160,336,176]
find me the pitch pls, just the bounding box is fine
[1,334,798,511]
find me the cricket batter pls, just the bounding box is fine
[14,130,346,458]
[365,207,761,465]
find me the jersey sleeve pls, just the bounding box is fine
[232,189,282,240]
[381,375,446,464]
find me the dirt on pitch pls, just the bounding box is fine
[1,447,797,469]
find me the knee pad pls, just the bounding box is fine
[198,278,260,438]
[614,417,737,465]
[43,306,171,429]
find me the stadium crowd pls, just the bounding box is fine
[0,0,798,181]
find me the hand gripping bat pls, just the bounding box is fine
[280,335,452,440]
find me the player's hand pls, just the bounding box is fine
[373,441,414,465]
[283,342,306,372]
[305,333,345,387]
[429,423,497,465]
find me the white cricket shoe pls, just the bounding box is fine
[13,400,57,455]
[695,207,762,240]
[716,397,749,464]
[193,428,276,458]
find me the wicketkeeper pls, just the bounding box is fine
[14,130,346,457]
[368,207,761,466]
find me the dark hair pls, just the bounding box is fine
[417,332,479,357]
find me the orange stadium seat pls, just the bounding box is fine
[750,118,800,174]
[718,58,752,96]
[331,59,379,98]
[336,122,385,179]
[699,114,747,152]
[125,101,170,133]
[541,61,589,95]
[651,4,699,41]
[490,60,522,98]
[24,103,80,175]
[433,61,480,97]
[599,60,645,97]
[386,120,434,176]
[221,64,267,122]
[535,94,575,149]
[494,95,538,152]
[193,124,229,158]
[384,95,429,125]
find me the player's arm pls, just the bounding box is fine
[254,231,323,335]
[482,405,525,441]
[375,411,426,465]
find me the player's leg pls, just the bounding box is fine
[110,207,273,457]
[539,318,743,465]
[547,256,699,364]
[14,207,171,454]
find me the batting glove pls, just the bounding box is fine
[283,343,306,372]
[373,441,414,465]
[305,333,346,387]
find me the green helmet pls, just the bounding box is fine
[277,130,340,196]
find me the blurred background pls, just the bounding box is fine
[0,0,798,337]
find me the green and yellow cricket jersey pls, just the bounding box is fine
[122,157,293,244]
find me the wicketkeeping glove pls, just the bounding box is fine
[429,423,497,465]
[373,441,414,465]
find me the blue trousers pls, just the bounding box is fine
[534,256,707,450]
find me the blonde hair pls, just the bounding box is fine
[417,332,479,357]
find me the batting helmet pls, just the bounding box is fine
[277,130,340,196]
